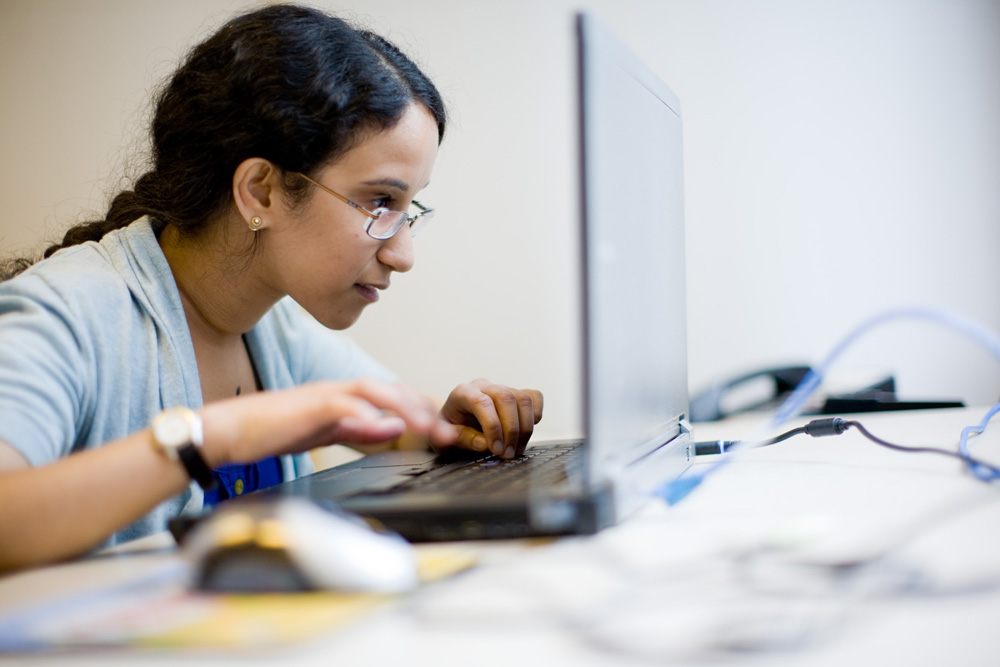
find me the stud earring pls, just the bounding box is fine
[248,216,263,231]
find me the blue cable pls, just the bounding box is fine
[958,401,1000,482]
[659,306,1000,505]
[774,307,1000,425]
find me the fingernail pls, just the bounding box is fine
[492,440,504,456]
[503,445,515,458]
[473,435,487,451]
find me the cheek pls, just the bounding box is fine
[296,248,356,287]
[286,211,367,268]
[296,232,374,286]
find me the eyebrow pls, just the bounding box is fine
[361,177,433,193]
[362,177,410,192]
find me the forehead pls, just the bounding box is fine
[324,104,439,192]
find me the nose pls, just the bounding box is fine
[376,228,414,273]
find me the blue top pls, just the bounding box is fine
[0,217,395,548]
[204,457,285,506]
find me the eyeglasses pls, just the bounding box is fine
[294,173,434,240]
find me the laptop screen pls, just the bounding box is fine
[577,13,690,484]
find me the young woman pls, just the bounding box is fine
[0,4,542,571]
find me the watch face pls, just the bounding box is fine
[152,408,212,489]
[156,414,189,448]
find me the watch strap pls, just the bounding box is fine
[153,407,217,492]
[177,443,218,491]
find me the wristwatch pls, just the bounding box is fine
[151,406,217,491]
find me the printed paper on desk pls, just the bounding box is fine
[0,545,476,652]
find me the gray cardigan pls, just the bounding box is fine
[0,217,393,547]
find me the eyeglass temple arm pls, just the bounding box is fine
[297,171,428,220]
[296,172,378,219]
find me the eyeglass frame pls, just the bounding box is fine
[292,172,434,240]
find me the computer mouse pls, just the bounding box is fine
[181,496,419,594]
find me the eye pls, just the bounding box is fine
[371,195,392,210]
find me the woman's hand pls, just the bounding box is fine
[439,378,544,459]
[200,379,459,467]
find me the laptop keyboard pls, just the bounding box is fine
[390,442,583,496]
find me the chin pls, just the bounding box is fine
[314,308,365,331]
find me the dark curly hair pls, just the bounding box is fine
[1,4,446,280]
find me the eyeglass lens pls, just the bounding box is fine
[367,209,434,240]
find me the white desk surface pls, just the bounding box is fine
[2,407,999,666]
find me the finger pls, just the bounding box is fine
[340,380,459,449]
[209,389,388,463]
[446,424,491,452]
[290,415,409,452]
[429,419,460,448]
[514,391,537,457]
[343,379,440,433]
[462,390,505,457]
[526,389,544,424]
[332,415,407,445]
[484,386,522,458]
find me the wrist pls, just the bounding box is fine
[196,401,235,469]
[151,406,217,491]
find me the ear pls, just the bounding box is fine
[232,158,281,229]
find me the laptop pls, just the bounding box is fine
[259,12,693,541]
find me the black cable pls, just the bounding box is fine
[694,426,807,455]
[844,419,989,467]
[762,426,809,446]
[757,417,998,477]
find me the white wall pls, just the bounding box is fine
[2,0,999,440]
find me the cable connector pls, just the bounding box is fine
[803,417,851,438]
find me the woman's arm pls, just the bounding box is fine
[0,379,457,573]
[0,432,191,571]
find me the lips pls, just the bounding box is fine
[354,282,388,302]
